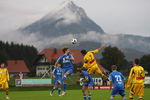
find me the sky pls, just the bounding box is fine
[0,0,150,38]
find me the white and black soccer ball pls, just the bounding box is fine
[71,38,78,44]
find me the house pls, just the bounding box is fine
[7,60,30,77]
[34,48,109,76]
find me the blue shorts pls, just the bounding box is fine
[111,87,125,96]
[63,68,73,75]
[54,78,62,86]
[83,82,94,87]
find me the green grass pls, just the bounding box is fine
[0,88,150,100]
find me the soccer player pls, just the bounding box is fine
[55,47,74,96]
[0,62,10,99]
[50,63,63,96]
[126,59,145,100]
[109,65,126,100]
[77,68,94,100]
[80,45,108,79]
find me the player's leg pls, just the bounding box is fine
[110,96,115,100]
[60,68,73,83]
[137,84,144,100]
[4,82,10,99]
[110,88,118,100]
[119,90,126,100]
[87,86,92,100]
[82,86,87,100]
[62,81,67,96]
[94,65,108,79]
[50,86,57,96]
[129,84,135,100]
[58,85,62,96]
[50,79,58,96]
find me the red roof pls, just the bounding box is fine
[40,49,109,72]
[40,49,84,63]
[7,60,30,73]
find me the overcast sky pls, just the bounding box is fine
[0,0,150,37]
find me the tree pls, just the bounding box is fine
[140,54,150,74]
[100,46,128,71]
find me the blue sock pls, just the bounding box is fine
[50,88,55,94]
[123,97,127,100]
[88,95,91,100]
[61,75,67,82]
[110,98,114,100]
[63,83,67,92]
[58,88,61,95]
[83,94,86,100]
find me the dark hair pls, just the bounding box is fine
[0,62,7,67]
[134,58,140,65]
[111,65,117,70]
[62,47,69,53]
[76,68,82,73]
[81,49,87,55]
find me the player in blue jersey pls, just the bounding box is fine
[109,65,126,100]
[50,63,63,96]
[77,68,94,100]
[54,47,74,96]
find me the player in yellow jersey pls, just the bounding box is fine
[126,59,145,100]
[80,45,108,79]
[0,62,10,99]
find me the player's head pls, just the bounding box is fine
[111,65,117,71]
[134,58,140,65]
[0,62,6,68]
[62,47,70,54]
[81,49,87,56]
[76,68,82,75]
[57,63,61,67]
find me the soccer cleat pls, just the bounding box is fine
[6,96,10,100]
[50,93,53,96]
[58,94,62,96]
[61,92,66,96]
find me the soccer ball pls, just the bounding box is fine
[71,38,78,44]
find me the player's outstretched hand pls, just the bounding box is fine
[125,84,130,89]
[98,45,105,50]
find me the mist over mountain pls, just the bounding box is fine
[18,0,150,60]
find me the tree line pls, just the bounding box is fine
[0,41,38,75]
[0,40,150,76]
[100,46,150,75]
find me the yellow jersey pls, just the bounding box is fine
[83,49,99,68]
[127,65,145,84]
[0,68,10,83]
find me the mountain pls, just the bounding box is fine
[120,48,146,61]
[21,0,104,37]
[19,0,150,61]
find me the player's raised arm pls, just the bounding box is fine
[54,57,62,67]
[6,69,10,82]
[126,68,134,88]
[90,45,105,54]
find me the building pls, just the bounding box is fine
[34,48,109,77]
[7,60,30,77]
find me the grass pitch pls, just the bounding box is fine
[0,88,150,100]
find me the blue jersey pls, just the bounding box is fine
[52,67,63,79]
[109,71,125,89]
[81,70,94,83]
[57,54,74,69]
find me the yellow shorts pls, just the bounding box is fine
[87,64,103,75]
[0,82,9,89]
[130,83,144,98]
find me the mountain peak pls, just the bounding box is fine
[21,0,105,37]
[62,0,75,6]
